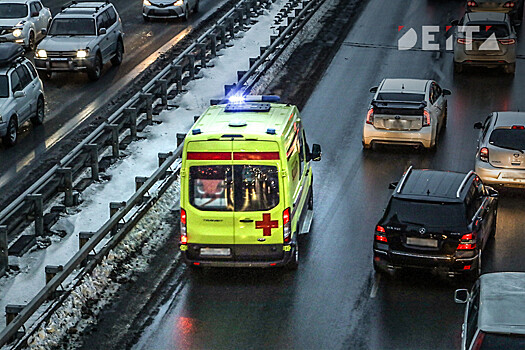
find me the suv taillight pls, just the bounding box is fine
[457,232,476,250]
[467,1,478,7]
[180,208,188,244]
[480,147,489,162]
[499,38,516,45]
[422,110,431,127]
[504,1,515,8]
[366,108,374,125]
[283,208,291,243]
[472,331,486,350]
[375,225,388,243]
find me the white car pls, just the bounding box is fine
[0,0,52,51]
[362,78,451,150]
[143,0,199,22]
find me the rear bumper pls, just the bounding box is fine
[454,50,516,66]
[476,160,525,187]
[34,57,97,72]
[373,247,478,276]
[363,124,433,148]
[180,243,295,268]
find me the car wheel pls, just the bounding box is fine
[27,31,36,51]
[2,117,18,146]
[504,63,516,75]
[362,141,372,150]
[454,62,463,74]
[183,6,190,21]
[38,71,52,81]
[143,15,150,22]
[307,188,313,210]
[111,40,124,66]
[442,107,447,129]
[31,97,45,126]
[287,244,299,270]
[490,216,497,238]
[87,53,102,81]
[194,0,200,13]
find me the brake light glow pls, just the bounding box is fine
[233,152,280,160]
[480,147,489,162]
[504,1,515,8]
[467,1,477,6]
[499,38,516,45]
[457,232,476,250]
[463,265,472,270]
[375,235,388,243]
[423,110,431,126]
[511,125,525,129]
[457,38,473,45]
[375,225,387,243]
[187,152,231,160]
[376,225,386,233]
[366,108,374,125]
[283,208,291,244]
[180,208,188,245]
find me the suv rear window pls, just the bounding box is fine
[189,165,280,212]
[387,198,466,228]
[377,93,425,102]
[465,23,510,39]
[0,76,8,98]
[489,129,525,150]
[0,4,28,18]
[49,18,96,36]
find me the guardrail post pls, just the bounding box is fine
[177,133,186,147]
[158,152,172,167]
[195,43,207,68]
[57,168,74,207]
[173,65,182,93]
[216,25,227,48]
[158,79,168,107]
[110,202,126,235]
[140,93,154,124]
[84,144,99,181]
[0,226,7,278]
[105,124,120,158]
[123,108,138,141]
[207,33,217,58]
[79,231,94,250]
[5,305,24,326]
[45,265,63,284]
[225,18,235,39]
[135,177,148,204]
[26,194,44,237]
[185,54,195,80]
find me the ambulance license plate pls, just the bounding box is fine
[200,248,231,256]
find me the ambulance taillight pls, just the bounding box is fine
[180,208,188,244]
[283,208,291,243]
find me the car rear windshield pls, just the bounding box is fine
[376,93,425,102]
[479,332,525,349]
[465,23,510,39]
[189,165,280,212]
[386,198,466,228]
[0,76,8,98]
[48,18,96,36]
[0,4,28,19]
[489,129,525,150]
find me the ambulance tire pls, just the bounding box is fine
[307,187,313,210]
[287,244,299,270]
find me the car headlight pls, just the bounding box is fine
[77,50,88,58]
[143,0,152,5]
[36,49,47,58]
[12,29,22,38]
[174,0,183,6]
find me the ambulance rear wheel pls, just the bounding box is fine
[308,188,313,210]
[287,244,299,270]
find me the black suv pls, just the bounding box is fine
[373,167,498,279]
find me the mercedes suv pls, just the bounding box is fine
[34,1,124,81]
[373,167,499,279]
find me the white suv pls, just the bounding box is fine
[34,1,124,81]
[0,43,45,146]
[0,0,52,51]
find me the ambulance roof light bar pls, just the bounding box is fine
[227,95,281,103]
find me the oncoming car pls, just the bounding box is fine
[179,96,322,269]
[362,78,450,150]
[474,112,525,187]
[142,0,199,22]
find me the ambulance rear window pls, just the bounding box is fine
[189,165,279,212]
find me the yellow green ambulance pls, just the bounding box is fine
[179,95,321,269]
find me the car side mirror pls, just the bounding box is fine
[310,144,322,162]
[13,91,25,98]
[31,11,39,17]
[454,289,469,304]
[487,186,499,198]
[442,89,451,96]
[451,19,459,26]
[474,122,483,130]
[369,86,378,93]
[389,182,398,190]
[41,28,47,36]
[99,28,107,35]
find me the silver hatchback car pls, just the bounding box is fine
[0,43,45,146]
[474,111,525,187]
[453,12,517,74]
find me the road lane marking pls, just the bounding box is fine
[370,273,381,298]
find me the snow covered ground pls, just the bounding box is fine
[0,0,286,346]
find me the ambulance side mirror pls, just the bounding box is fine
[311,144,322,162]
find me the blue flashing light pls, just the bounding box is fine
[192,129,202,135]
[227,95,281,104]
[228,95,245,104]
[266,128,276,135]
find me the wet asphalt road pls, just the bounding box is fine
[131,0,525,349]
[0,0,226,194]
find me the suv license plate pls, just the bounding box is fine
[200,248,231,256]
[406,237,438,248]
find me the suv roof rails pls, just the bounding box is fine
[0,43,24,68]
[61,0,110,12]
[396,165,413,194]
[456,171,474,198]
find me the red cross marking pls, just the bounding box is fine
[255,213,279,237]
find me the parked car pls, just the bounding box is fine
[0,43,45,146]
[474,112,525,187]
[373,167,498,279]
[455,272,525,350]
[362,78,450,150]
[142,0,199,22]
[453,12,517,74]
[34,1,124,81]
[0,0,52,51]
[466,0,524,24]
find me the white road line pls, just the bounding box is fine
[370,273,381,298]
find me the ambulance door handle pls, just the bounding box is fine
[240,219,254,223]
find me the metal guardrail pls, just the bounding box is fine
[0,0,329,346]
